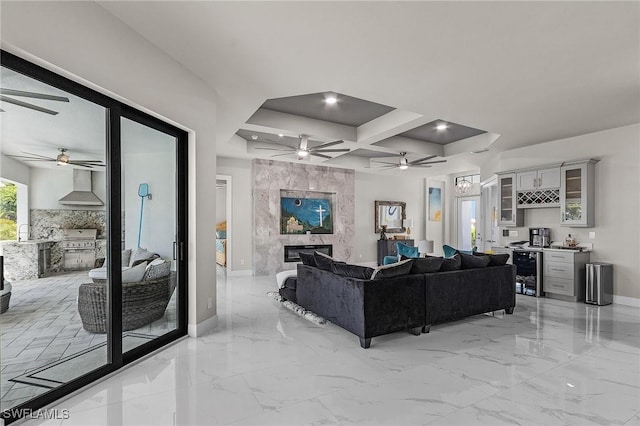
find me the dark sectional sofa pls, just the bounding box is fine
[282,257,516,348]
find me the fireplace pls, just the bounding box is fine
[284,244,332,262]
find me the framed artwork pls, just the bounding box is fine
[374,200,406,233]
[428,187,442,222]
[280,197,333,234]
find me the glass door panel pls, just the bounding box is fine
[0,65,109,410]
[457,196,479,251]
[564,168,582,221]
[120,117,178,352]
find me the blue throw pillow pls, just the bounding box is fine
[396,242,419,259]
[443,244,477,258]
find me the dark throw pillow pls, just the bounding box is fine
[474,252,510,266]
[299,252,317,267]
[371,258,413,280]
[460,252,491,269]
[440,254,461,271]
[331,263,375,280]
[313,251,344,271]
[410,256,444,274]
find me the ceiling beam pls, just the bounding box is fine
[247,108,357,142]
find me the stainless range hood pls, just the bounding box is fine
[59,169,104,206]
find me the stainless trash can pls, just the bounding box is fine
[585,262,613,305]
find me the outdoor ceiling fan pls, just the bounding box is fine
[0,88,69,115]
[372,152,447,171]
[8,148,105,169]
[252,134,350,160]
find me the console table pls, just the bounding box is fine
[377,239,414,266]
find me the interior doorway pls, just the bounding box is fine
[216,175,232,274]
[457,196,480,251]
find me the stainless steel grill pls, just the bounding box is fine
[62,229,97,270]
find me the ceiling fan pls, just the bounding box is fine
[372,152,447,171]
[0,88,70,115]
[252,134,350,160]
[8,148,105,169]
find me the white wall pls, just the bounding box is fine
[123,153,176,259]
[216,186,226,225]
[29,168,107,210]
[2,1,219,333]
[354,171,426,264]
[0,155,30,185]
[216,157,252,271]
[491,123,640,302]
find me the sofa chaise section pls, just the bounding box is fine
[296,264,426,348]
[422,264,516,332]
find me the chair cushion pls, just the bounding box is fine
[143,259,171,281]
[371,258,413,280]
[397,242,419,258]
[383,255,399,265]
[331,263,374,280]
[443,244,476,258]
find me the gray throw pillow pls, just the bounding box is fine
[299,252,317,267]
[314,251,340,271]
[474,252,510,266]
[143,259,171,281]
[122,249,132,267]
[122,261,148,283]
[371,258,413,280]
[129,247,155,267]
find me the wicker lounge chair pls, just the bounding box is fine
[78,272,176,333]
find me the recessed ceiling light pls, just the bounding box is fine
[436,123,448,131]
[251,135,258,140]
[325,95,337,105]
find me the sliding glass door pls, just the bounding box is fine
[0,50,187,424]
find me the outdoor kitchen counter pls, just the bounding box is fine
[1,240,54,281]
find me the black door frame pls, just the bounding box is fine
[0,50,188,424]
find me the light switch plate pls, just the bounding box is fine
[588,231,596,239]
[509,230,519,237]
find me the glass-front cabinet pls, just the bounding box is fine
[560,160,597,227]
[498,173,523,227]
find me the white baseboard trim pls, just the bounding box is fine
[227,269,253,277]
[613,295,640,307]
[188,314,218,337]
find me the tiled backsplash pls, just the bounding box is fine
[30,209,106,240]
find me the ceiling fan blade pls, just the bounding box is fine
[69,161,105,167]
[270,152,295,158]
[68,159,104,163]
[0,89,70,103]
[409,155,438,165]
[371,161,398,165]
[252,147,294,152]
[0,95,59,115]
[7,156,54,162]
[413,160,448,165]
[312,148,350,153]
[310,152,332,159]
[312,140,344,150]
[264,138,298,150]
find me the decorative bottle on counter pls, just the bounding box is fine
[379,225,387,240]
[565,234,577,248]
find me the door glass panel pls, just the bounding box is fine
[564,168,582,221]
[120,117,177,351]
[457,197,479,251]
[0,65,108,409]
[500,176,513,222]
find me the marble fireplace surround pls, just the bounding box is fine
[253,159,355,275]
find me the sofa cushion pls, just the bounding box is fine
[122,261,148,282]
[410,256,444,274]
[299,252,317,267]
[474,252,510,266]
[331,263,374,280]
[143,259,171,281]
[460,253,491,269]
[371,258,413,280]
[314,251,341,271]
[440,254,461,271]
[397,242,419,259]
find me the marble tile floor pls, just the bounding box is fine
[20,272,640,426]
[1,272,176,410]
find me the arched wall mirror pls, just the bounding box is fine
[374,200,406,233]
